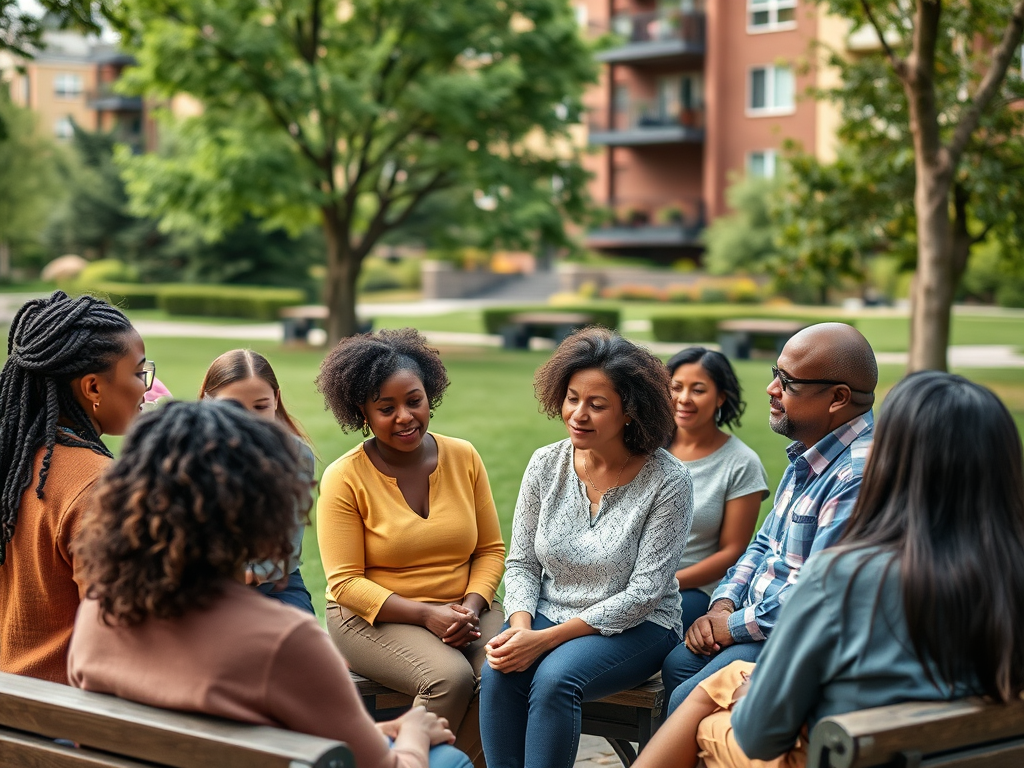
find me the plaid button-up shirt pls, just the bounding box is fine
[711,412,874,643]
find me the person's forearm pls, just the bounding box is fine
[462,592,488,615]
[508,610,533,630]
[676,548,747,591]
[376,594,430,626]
[537,617,598,650]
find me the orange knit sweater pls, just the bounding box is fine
[0,442,110,684]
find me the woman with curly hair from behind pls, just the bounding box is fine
[315,328,506,768]
[68,400,471,768]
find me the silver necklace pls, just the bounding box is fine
[583,451,632,495]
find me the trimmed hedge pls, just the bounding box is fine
[483,306,621,335]
[74,282,162,310]
[651,307,855,343]
[158,285,306,321]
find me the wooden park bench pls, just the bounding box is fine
[0,671,354,768]
[352,671,665,766]
[717,318,806,360]
[279,305,372,343]
[500,311,596,349]
[807,696,1024,767]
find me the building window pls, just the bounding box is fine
[573,4,588,28]
[748,0,797,32]
[748,65,795,115]
[748,150,778,178]
[54,117,75,140]
[53,73,83,98]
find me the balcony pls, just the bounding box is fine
[596,9,706,66]
[87,83,142,112]
[587,199,705,250]
[587,105,704,146]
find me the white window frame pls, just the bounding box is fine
[53,73,83,99]
[747,0,797,34]
[747,149,778,178]
[747,64,795,116]
[54,117,74,140]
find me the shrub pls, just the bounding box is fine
[84,282,161,310]
[996,280,1024,309]
[650,307,856,343]
[666,285,696,303]
[77,258,139,285]
[358,256,422,293]
[482,306,621,335]
[600,285,663,302]
[157,285,305,320]
[728,278,762,304]
[698,286,729,303]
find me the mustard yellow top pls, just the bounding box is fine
[317,433,506,624]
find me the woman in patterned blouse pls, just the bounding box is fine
[479,327,694,768]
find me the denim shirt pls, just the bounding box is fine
[711,412,874,643]
[249,438,316,582]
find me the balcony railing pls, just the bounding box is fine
[596,8,706,64]
[87,83,143,112]
[587,104,705,146]
[587,198,705,249]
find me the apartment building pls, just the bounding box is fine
[579,0,843,262]
[1,29,149,152]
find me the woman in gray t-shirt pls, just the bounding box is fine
[666,348,768,631]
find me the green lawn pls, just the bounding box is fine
[3,312,1024,624]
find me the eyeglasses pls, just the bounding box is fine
[772,365,868,395]
[139,361,157,392]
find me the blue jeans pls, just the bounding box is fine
[680,589,711,634]
[662,641,764,714]
[257,569,315,615]
[389,741,471,768]
[479,613,680,768]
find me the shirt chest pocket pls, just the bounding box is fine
[782,513,820,567]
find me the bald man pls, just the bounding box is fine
[661,323,877,714]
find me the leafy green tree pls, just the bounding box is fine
[0,91,61,279]
[46,123,322,290]
[114,0,596,340]
[803,1,1024,370]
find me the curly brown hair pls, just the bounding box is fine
[316,327,450,432]
[534,327,674,455]
[74,400,308,626]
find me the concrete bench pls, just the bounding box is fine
[0,670,353,768]
[352,671,665,766]
[807,697,1024,767]
[717,318,806,360]
[500,312,595,349]
[279,305,371,343]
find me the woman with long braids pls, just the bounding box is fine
[0,291,152,683]
[69,401,471,768]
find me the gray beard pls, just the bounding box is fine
[769,411,795,438]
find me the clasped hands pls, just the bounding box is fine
[483,626,550,674]
[423,603,481,649]
[684,602,736,656]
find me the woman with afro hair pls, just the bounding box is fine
[315,328,505,767]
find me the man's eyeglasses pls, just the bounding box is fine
[139,360,157,392]
[772,365,868,395]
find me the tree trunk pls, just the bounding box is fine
[0,241,10,281]
[908,166,954,372]
[321,207,360,345]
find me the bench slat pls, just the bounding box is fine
[0,729,160,768]
[808,698,1024,768]
[0,672,353,768]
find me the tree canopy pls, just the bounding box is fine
[787,0,1024,369]
[114,0,597,340]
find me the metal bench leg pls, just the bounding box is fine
[605,738,638,766]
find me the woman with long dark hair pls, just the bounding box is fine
[0,291,151,683]
[633,371,1024,768]
[69,400,471,768]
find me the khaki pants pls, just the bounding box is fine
[326,601,503,765]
